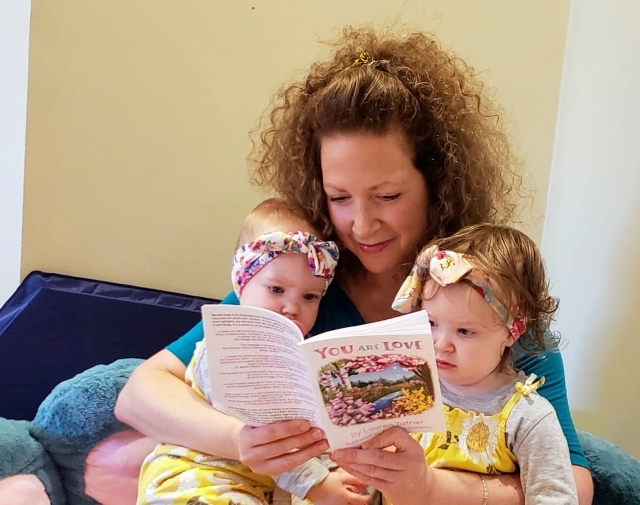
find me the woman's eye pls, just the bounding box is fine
[327,195,349,203]
[268,286,284,294]
[380,193,401,202]
[303,293,320,301]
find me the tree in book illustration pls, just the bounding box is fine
[319,360,353,390]
[318,354,436,426]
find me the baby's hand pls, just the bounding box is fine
[305,468,370,505]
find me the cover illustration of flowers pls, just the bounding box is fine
[318,354,436,426]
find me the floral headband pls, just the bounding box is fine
[392,245,526,339]
[231,231,339,298]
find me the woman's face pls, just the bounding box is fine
[320,130,429,276]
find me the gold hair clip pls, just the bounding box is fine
[352,50,372,67]
[352,50,389,70]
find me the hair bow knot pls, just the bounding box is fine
[392,245,526,339]
[232,231,339,297]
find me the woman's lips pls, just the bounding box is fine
[436,359,455,370]
[357,239,392,253]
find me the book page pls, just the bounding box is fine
[312,310,431,340]
[299,310,446,450]
[202,304,323,427]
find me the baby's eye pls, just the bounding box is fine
[458,328,474,337]
[268,286,284,294]
[428,320,438,328]
[303,293,320,301]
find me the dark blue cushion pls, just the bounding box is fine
[0,271,218,421]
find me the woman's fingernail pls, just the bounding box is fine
[333,450,344,458]
[311,429,323,440]
[319,441,329,451]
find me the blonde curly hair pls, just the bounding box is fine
[251,26,522,278]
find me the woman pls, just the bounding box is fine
[94,27,590,504]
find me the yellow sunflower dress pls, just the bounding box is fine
[136,341,329,505]
[418,375,539,475]
[384,372,578,505]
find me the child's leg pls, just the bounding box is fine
[137,443,275,505]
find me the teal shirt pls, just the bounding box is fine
[167,284,588,469]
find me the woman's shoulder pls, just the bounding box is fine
[515,349,566,387]
[166,292,240,364]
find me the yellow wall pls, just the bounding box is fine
[22,0,570,299]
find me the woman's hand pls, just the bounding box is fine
[237,420,329,476]
[332,427,542,505]
[330,427,431,505]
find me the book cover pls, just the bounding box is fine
[203,304,445,450]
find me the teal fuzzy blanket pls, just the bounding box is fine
[0,359,143,505]
[2,358,639,504]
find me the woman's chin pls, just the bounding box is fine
[355,258,402,277]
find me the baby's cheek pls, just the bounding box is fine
[293,319,309,335]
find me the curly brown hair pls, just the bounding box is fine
[423,223,559,365]
[251,26,522,278]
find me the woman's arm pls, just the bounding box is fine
[425,470,524,505]
[574,466,594,505]
[410,464,589,505]
[331,427,525,505]
[115,349,243,457]
[366,466,589,505]
[332,422,592,505]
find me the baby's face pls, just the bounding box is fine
[421,282,515,395]
[240,254,326,335]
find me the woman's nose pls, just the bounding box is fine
[352,201,379,238]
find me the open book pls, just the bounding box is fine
[202,304,445,450]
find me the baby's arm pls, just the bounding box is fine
[509,394,579,505]
[274,458,330,499]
